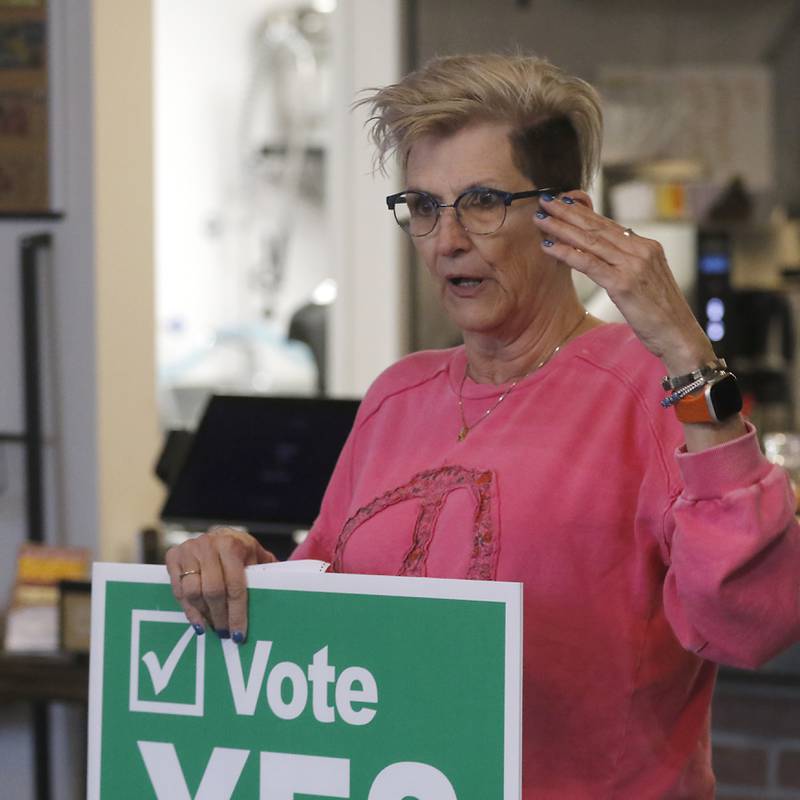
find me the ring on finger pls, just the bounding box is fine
[179,569,201,580]
[622,227,635,237]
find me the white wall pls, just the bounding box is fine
[155,0,287,335]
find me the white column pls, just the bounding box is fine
[328,0,406,397]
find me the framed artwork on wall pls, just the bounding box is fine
[0,0,49,213]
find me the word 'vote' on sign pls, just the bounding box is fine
[221,641,378,724]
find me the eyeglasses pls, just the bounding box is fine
[385,187,559,237]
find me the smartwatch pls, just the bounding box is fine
[675,372,743,424]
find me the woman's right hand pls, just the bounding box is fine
[165,526,277,643]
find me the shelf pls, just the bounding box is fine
[0,212,65,222]
[0,652,88,704]
[0,433,27,444]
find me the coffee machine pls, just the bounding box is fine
[695,230,796,431]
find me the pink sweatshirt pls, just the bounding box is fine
[293,323,800,798]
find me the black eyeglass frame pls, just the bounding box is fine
[385,187,562,237]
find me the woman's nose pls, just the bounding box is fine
[433,207,471,255]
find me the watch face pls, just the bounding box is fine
[709,374,743,421]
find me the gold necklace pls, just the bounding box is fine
[457,310,589,442]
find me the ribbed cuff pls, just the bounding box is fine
[676,422,772,501]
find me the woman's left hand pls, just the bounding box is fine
[532,191,716,377]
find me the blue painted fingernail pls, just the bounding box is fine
[561,196,575,204]
[542,239,555,247]
[535,210,548,219]
[541,193,554,202]
[192,623,205,636]
[232,630,245,645]
[215,628,230,639]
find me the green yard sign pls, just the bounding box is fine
[88,562,522,799]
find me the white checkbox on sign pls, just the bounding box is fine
[129,610,205,716]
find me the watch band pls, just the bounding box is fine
[674,385,717,423]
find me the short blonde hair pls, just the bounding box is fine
[359,53,603,190]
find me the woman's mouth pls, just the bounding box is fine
[448,277,483,288]
[446,276,487,299]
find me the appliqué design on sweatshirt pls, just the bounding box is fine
[332,465,498,579]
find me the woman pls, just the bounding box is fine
[167,54,800,798]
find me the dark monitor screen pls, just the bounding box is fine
[160,395,359,535]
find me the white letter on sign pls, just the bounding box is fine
[367,762,458,800]
[222,639,273,715]
[335,666,378,725]
[266,662,308,720]
[260,752,350,799]
[137,741,248,800]
[307,645,336,723]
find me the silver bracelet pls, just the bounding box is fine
[661,358,727,392]
[661,375,708,408]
